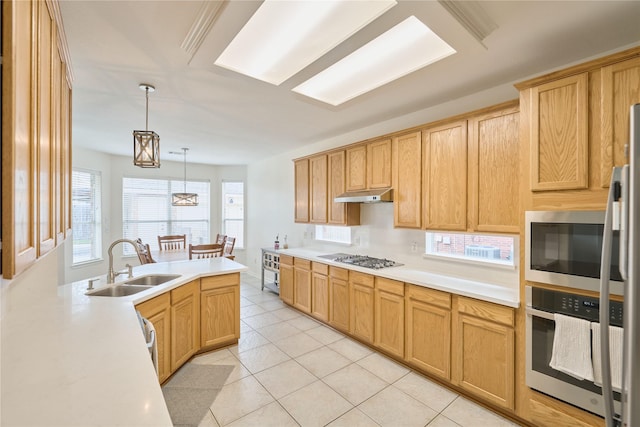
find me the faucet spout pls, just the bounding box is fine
[107,239,142,284]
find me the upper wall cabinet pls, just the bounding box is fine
[294,159,310,223]
[346,144,367,191]
[393,131,422,229]
[309,155,328,223]
[468,106,520,233]
[529,74,589,191]
[327,151,360,226]
[346,139,392,192]
[423,120,468,231]
[2,0,73,279]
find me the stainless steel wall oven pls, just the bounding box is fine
[525,286,623,417]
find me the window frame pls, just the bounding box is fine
[71,168,103,265]
[424,231,517,269]
[221,181,245,249]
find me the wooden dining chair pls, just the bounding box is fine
[188,243,224,260]
[215,234,227,245]
[134,238,156,264]
[158,234,186,251]
[223,237,236,260]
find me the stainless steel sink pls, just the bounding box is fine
[123,274,181,286]
[87,285,152,297]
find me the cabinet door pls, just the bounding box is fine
[346,145,367,191]
[454,297,515,410]
[293,263,312,313]
[600,57,640,187]
[367,138,392,189]
[136,293,172,383]
[374,278,404,358]
[294,159,309,223]
[201,285,240,348]
[405,287,451,380]
[279,261,294,305]
[530,73,588,191]
[311,271,329,322]
[310,154,328,223]
[423,120,468,230]
[328,151,360,225]
[468,107,520,233]
[170,280,200,372]
[350,272,375,344]
[393,131,422,228]
[329,267,350,332]
[3,0,38,278]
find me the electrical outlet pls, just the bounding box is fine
[411,241,418,252]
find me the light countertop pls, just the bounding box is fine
[1,257,248,427]
[277,248,520,308]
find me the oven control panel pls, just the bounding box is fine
[531,287,623,326]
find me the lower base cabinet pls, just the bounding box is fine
[405,285,451,380]
[328,266,350,332]
[201,273,240,349]
[453,296,515,411]
[279,255,294,305]
[170,279,200,372]
[293,258,312,313]
[311,262,329,321]
[350,271,375,344]
[374,277,405,358]
[135,293,172,383]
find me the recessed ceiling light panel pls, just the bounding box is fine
[214,0,397,85]
[292,16,457,106]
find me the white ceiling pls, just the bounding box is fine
[60,1,640,166]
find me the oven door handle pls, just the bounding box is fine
[525,306,555,321]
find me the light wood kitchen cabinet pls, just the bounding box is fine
[346,144,367,191]
[374,277,404,358]
[309,155,328,223]
[170,279,200,372]
[311,262,329,322]
[367,138,392,189]
[294,159,310,223]
[405,285,451,380]
[200,273,240,349]
[423,120,468,230]
[350,271,375,344]
[279,255,295,305]
[529,73,589,191]
[329,266,350,332]
[293,258,312,313]
[135,293,172,383]
[3,0,72,279]
[328,151,360,225]
[467,106,520,233]
[453,296,515,411]
[600,56,640,187]
[393,131,422,228]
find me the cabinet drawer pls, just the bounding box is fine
[201,273,240,291]
[171,279,199,304]
[350,271,374,288]
[329,266,349,280]
[312,262,328,275]
[280,254,294,266]
[376,277,404,296]
[457,296,514,327]
[135,292,170,315]
[406,285,451,309]
[294,258,311,270]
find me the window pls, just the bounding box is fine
[123,177,210,254]
[425,232,516,266]
[315,225,351,244]
[72,169,102,264]
[222,181,244,248]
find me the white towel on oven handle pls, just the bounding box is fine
[591,322,623,391]
[549,313,594,381]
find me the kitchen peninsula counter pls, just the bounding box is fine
[277,248,519,308]
[1,257,248,427]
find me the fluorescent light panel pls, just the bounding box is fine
[214,0,397,85]
[293,16,457,106]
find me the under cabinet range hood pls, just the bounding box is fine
[334,188,393,203]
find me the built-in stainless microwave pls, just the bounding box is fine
[525,210,623,295]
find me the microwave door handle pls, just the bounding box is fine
[600,167,620,427]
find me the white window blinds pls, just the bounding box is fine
[72,169,102,264]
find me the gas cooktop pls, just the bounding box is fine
[318,253,403,270]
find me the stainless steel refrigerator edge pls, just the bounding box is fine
[600,103,640,427]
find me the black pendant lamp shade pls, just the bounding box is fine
[133,83,160,168]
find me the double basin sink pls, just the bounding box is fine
[87,274,182,297]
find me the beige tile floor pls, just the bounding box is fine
[189,274,521,427]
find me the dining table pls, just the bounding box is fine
[150,249,232,263]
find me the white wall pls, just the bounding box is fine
[66,148,247,283]
[245,82,521,288]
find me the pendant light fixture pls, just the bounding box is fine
[133,83,161,168]
[171,148,199,206]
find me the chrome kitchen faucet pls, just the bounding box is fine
[106,239,142,283]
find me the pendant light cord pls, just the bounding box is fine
[183,148,188,193]
[145,87,149,131]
